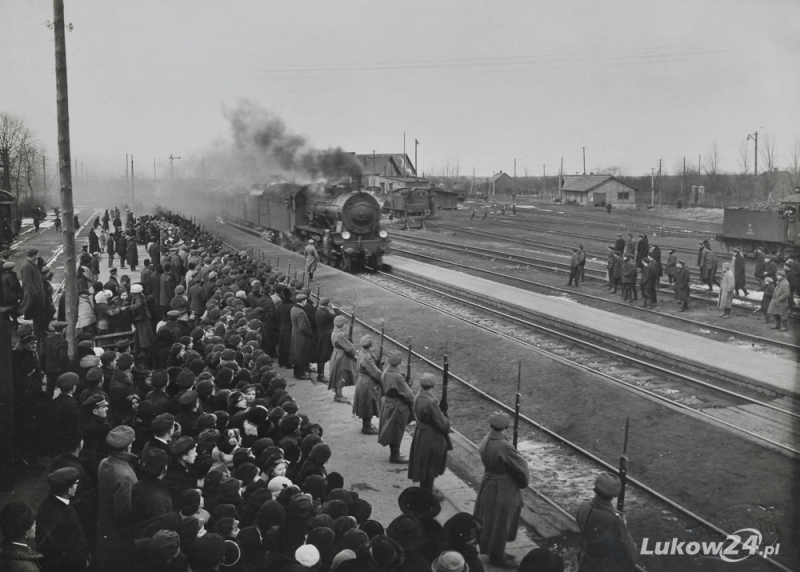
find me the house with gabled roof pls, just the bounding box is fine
[355,153,420,192]
[561,175,638,207]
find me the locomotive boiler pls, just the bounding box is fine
[238,181,389,271]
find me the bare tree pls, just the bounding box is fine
[0,112,42,206]
[704,140,723,195]
[787,135,800,191]
[738,140,751,175]
[760,133,779,198]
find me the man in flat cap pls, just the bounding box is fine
[576,472,637,571]
[143,413,178,457]
[473,412,530,569]
[290,293,314,380]
[378,351,415,463]
[702,241,719,291]
[19,247,47,338]
[96,427,139,571]
[353,334,383,434]
[42,321,70,396]
[11,332,46,473]
[673,260,691,312]
[408,373,452,494]
[43,373,82,456]
[36,467,90,571]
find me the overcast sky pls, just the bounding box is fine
[2,0,799,179]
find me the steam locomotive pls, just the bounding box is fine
[719,192,800,256]
[228,181,390,271]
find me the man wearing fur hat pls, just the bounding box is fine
[576,472,638,571]
[353,334,383,434]
[96,425,139,572]
[473,411,529,569]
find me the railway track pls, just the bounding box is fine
[392,232,761,310]
[211,214,794,572]
[434,222,760,289]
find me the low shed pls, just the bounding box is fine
[561,175,637,207]
[434,189,460,210]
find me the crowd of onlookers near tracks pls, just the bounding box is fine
[0,209,641,572]
[564,232,795,331]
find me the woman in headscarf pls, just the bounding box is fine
[327,315,355,404]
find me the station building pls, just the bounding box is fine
[561,175,638,207]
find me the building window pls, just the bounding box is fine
[380,183,386,191]
[389,183,394,190]
[618,191,629,200]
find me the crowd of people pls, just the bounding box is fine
[594,232,797,327]
[0,208,641,572]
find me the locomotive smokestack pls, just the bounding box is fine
[353,174,362,191]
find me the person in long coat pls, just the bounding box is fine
[127,236,139,272]
[732,248,748,296]
[130,284,154,357]
[703,246,719,290]
[159,266,176,313]
[635,234,648,269]
[36,467,89,572]
[106,232,116,268]
[117,232,128,269]
[754,248,767,287]
[621,256,637,302]
[304,240,320,283]
[768,271,791,332]
[353,334,383,434]
[327,315,355,403]
[290,294,314,380]
[315,299,335,383]
[665,249,677,284]
[377,351,414,463]
[301,295,318,369]
[576,472,638,572]
[697,242,708,282]
[650,244,662,285]
[639,256,653,309]
[19,250,46,335]
[673,261,691,312]
[408,373,451,492]
[761,277,775,323]
[277,291,295,368]
[88,227,100,254]
[718,262,735,318]
[96,426,138,572]
[472,412,529,569]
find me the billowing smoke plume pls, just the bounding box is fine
[224,100,362,182]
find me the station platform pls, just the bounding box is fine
[384,255,800,399]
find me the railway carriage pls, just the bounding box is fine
[719,192,800,256]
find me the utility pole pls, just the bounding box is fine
[559,157,563,201]
[130,155,134,203]
[125,153,129,194]
[682,156,686,203]
[53,0,78,359]
[169,154,181,180]
[414,139,419,178]
[651,168,655,206]
[42,155,47,197]
[202,156,206,188]
[658,159,662,206]
[153,157,157,187]
[542,164,546,197]
[748,131,758,177]
[582,147,586,175]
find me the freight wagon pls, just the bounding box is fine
[720,192,800,256]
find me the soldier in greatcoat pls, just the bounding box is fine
[576,472,637,572]
[473,412,529,569]
[304,239,320,284]
[327,314,355,403]
[408,373,451,492]
[353,334,383,434]
[290,293,314,380]
[377,351,414,464]
[315,298,335,383]
[127,234,139,271]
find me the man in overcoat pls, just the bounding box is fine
[568,248,581,287]
[408,373,451,493]
[19,248,46,336]
[127,233,139,271]
[732,247,748,296]
[130,284,154,358]
[576,472,637,572]
[718,261,735,319]
[621,256,637,302]
[131,448,173,534]
[327,314,355,402]
[673,260,691,312]
[315,298,335,382]
[95,426,138,572]
[768,270,791,331]
[703,244,719,290]
[639,255,653,309]
[304,239,320,284]
[635,234,649,269]
[116,232,128,269]
[353,334,383,434]
[472,412,529,569]
[378,351,414,464]
[42,323,69,395]
[290,293,314,380]
[35,467,89,571]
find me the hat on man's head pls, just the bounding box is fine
[83,393,108,410]
[419,373,436,389]
[56,372,80,390]
[152,413,176,432]
[47,467,80,492]
[489,411,510,430]
[172,436,196,457]
[117,354,134,370]
[0,502,36,540]
[387,352,402,366]
[187,533,226,569]
[106,425,136,448]
[141,448,169,476]
[432,552,468,572]
[594,471,622,498]
[398,486,441,520]
[26,248,38,257]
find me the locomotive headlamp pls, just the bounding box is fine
[379,230,388,238]
[341,230,351,240]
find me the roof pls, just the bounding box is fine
[491,172,513,183]
[561,175,638,193]
[356,153,417,177]
[780,193,800,204]
[433,188,460,195]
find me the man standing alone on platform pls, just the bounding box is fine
[568,248,581,287]
[473,412,529,569]
[408,373,451,494]
[674,260,691,312]
[304,239,320,285]
[576,472,637,572]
